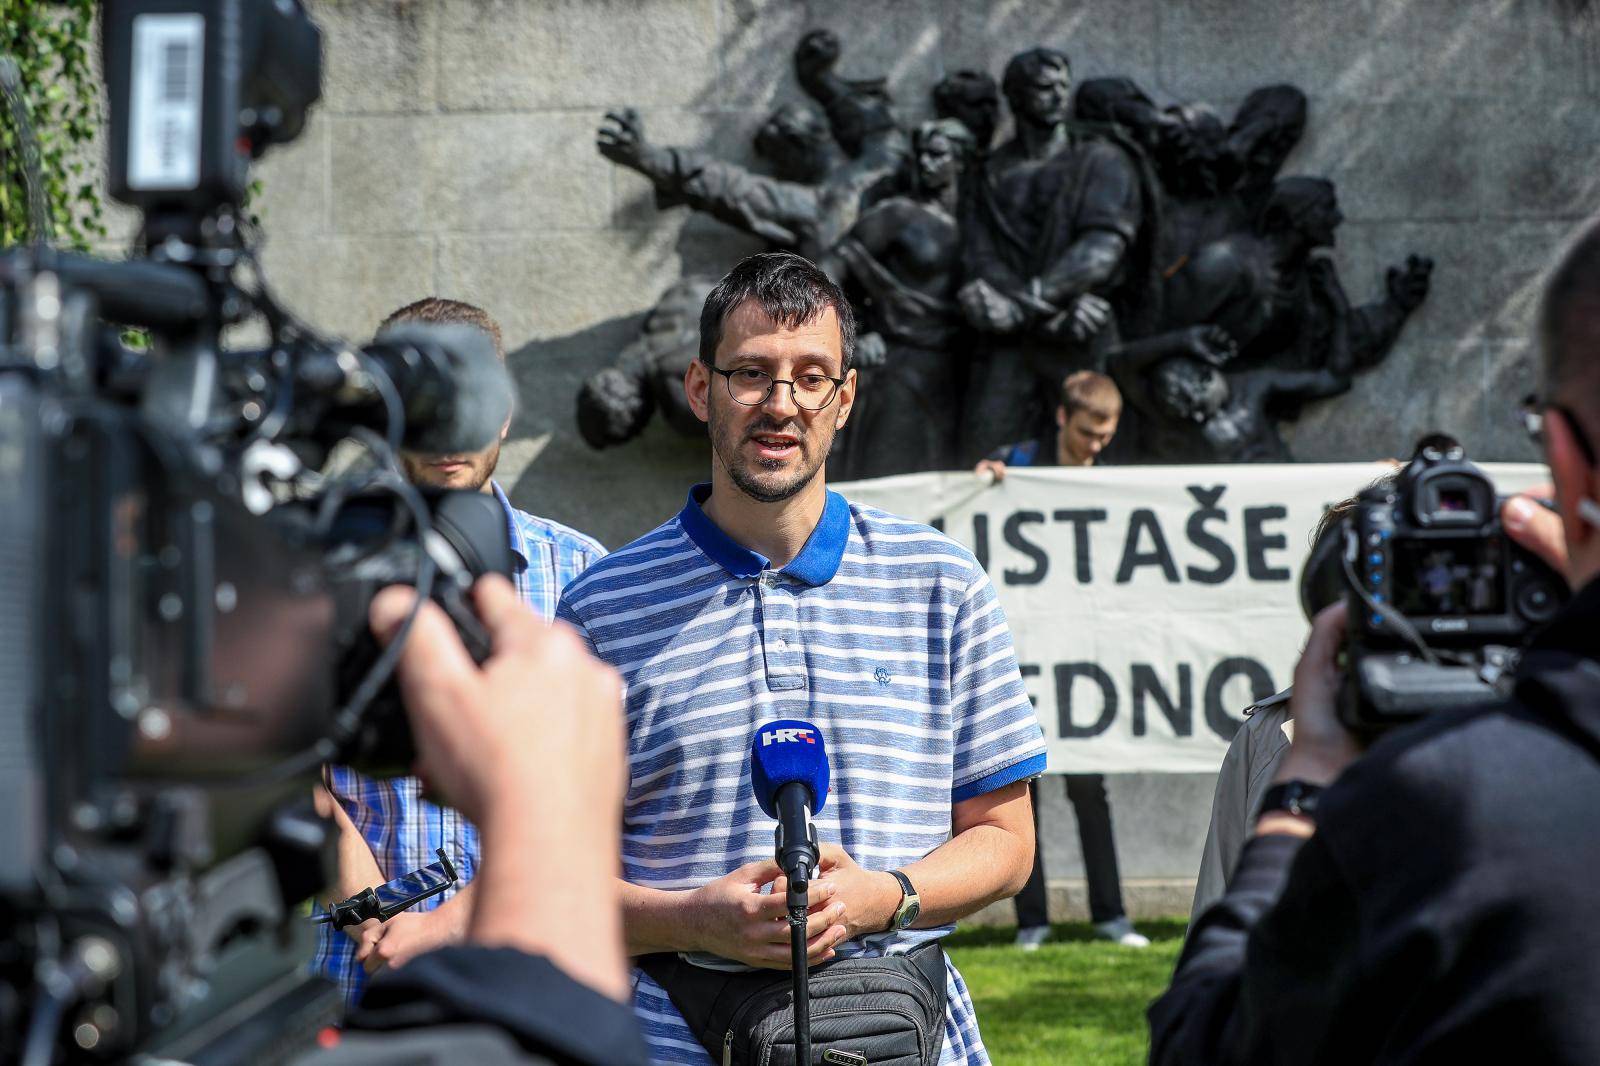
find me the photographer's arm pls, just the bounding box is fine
[333,577,645,1066]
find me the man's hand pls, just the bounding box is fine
[959,279,1026,334]
[597,108,662,174]
[974,459,1007,484]
[1058,292,1114,343]
[683,860,849,969]
[1180,324,1238,367]
[358,908,466,976]
[370,576,625,826]
[1273,602,1362,791]
[855,331,888,369]
[1504,488,1569,581]
[370,575,630,1001]
[813,845,903,942]
[1386,254,1434,314]
[795,29,841,80]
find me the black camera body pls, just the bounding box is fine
[1334,446,1566,729]
[0,1,515,1061]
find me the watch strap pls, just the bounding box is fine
[1258,780,1324,822]
[888,869,916,900]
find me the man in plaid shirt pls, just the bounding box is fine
[312,298,604,1005]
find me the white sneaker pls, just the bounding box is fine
[1093,917,1150,948]
[1014,925,1050,950]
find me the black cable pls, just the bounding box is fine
[1341,547,1439,665]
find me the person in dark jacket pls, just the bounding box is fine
[1148,219,1600,1065]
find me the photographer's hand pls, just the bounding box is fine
[1504,488,1569,582]
[369,576,630,1002]
[1259,603,1362,839]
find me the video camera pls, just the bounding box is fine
[1303,438,1568,731]
[1,2,513,1062]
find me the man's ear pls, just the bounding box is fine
[1056,405,1067,429]
[500,416,511,442]
[684,358,712,424]
[834,367,858,429]
[1544,407,1598,550]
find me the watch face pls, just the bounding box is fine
[900,901,921,928]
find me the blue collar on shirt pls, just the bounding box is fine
[678,483,849,586]
[490,480,528,567]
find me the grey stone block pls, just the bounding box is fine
[423,113,618,234]
[437,0,719,112]
[330,115,428,236]
[436,228,758,345]
[1480,338,1543,462]
[1476,97,1600,221]
[249,111,331,238]
[1289,97,1490,222]
[256,235,436,341]
[1159,0,1589,104]
[944,0,1158,94]
[307,0,438,114]
[1287,334,1486,461]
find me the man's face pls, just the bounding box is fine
[1016,65,1070,129]
[1058,407,1120,465]
[914,132,959,193]
[401,428,504,492]
[1300,193,1344,249]
[686,300,854,504]
[756,105,831,184]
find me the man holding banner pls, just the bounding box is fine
[975,372,1147,949]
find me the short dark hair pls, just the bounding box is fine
[1001,48,1071,111]
[698,252,857,371]
[1060,370,1121,418]
[379,297,505,361]
[1541,218,1600,421]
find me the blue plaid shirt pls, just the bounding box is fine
[312,481,604,1004]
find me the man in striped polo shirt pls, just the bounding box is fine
[557,253,1045,1065]
[313,298,605,1006]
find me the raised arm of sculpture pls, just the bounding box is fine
[1348,254,1433,371]
[597,108,816,248]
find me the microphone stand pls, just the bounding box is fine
[775,804,818,1064]
[788,884,811,1066]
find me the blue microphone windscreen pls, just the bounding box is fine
[749,719,830,818]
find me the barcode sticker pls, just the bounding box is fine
[127,14,204,190]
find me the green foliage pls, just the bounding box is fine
[2,0,105,249]
[945,919,1187,1065]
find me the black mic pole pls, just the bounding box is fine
[789,888,811,1066]
[774,782,818,1064]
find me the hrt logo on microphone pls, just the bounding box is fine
[761,727,816,746]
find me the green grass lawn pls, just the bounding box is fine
[945,919,1187,1065]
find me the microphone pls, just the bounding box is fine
[750,719,830,900]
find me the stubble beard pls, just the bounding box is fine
[401,438,501,493]
[711,407,829,505]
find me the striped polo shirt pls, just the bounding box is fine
[556,484,1045,1066]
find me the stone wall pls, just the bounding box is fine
[95,0,1600,900]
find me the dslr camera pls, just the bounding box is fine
[1306,438,1567,730]
[1,1,514,1062]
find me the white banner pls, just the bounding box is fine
[837,463,1548,774]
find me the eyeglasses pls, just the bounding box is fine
[710,365,845,411]
[1521,393,1597,465]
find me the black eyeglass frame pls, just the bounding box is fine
[709,364,847,411]
[1521,393,1598,465]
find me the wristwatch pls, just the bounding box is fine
[885,870,921,931]
[1257,780,1324,823]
